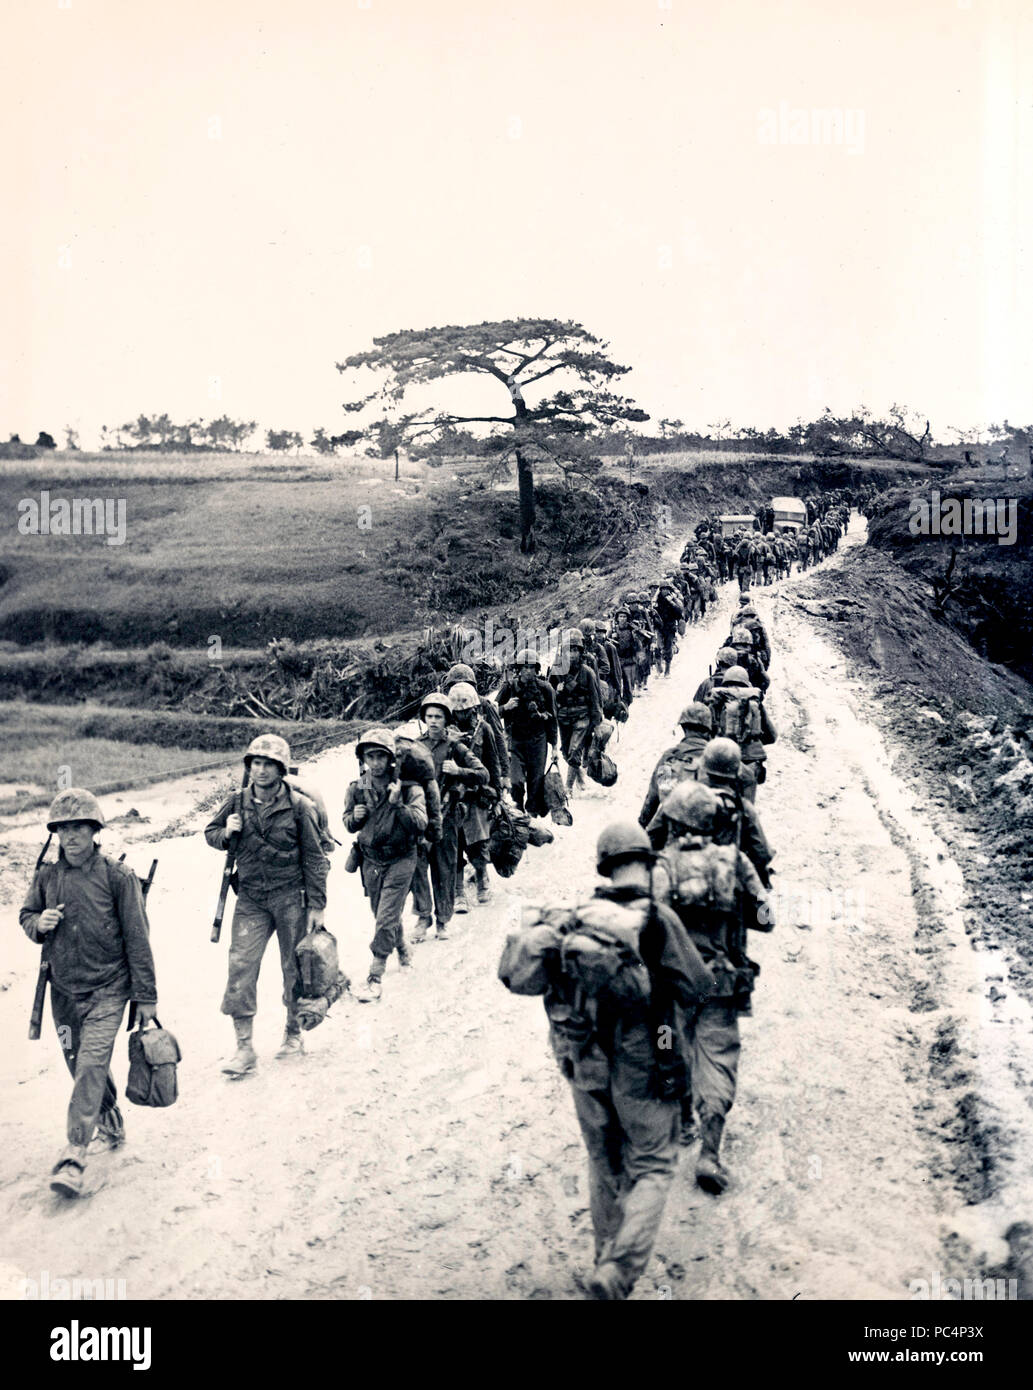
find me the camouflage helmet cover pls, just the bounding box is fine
[245,733,291,774]
[47,788,105,831]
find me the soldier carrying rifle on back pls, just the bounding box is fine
[20,789,158,1197]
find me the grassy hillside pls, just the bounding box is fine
[0,450,656,647]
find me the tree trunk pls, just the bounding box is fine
[394,447,399,481]
[516,448,536,553]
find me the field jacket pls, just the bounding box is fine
[20,847,157,1002]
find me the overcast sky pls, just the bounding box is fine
[4,0,1031,448]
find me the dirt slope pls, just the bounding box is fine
[2,516,1031,1301]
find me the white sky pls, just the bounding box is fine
[3,0,1031,448]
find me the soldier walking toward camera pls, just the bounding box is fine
[206,735,328,1073]
[443,666,508,908]
[344,728,427,1001]
[20,789,158,1196]
[611,607,638,706]
[654,576,684,677]
[496,651,558,818]
[551,628,604,795]
[446,680,504,906]
[411,692,487,941]
[498,822,713,1300]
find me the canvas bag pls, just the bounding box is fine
[126,1018,181,1108]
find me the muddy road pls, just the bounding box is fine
[3,515,1031,1301]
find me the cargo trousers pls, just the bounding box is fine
[410,819,459,930]
[569,1082,680,1297]
[50,979,128,1148]
[221,883,307,1024]
[361,852,417,977]
[559,716,593,770]
[509,734,549,818]
[689,1001,742,1119]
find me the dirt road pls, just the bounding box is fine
[3,516,1031,1300]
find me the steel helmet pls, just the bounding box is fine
[699,737,742,784]
[47,788,105,831]
[448,681,480,712]
[721,665,751,686]
[636,592,650,604]
[444,663,476,688]
[739,604,758,618]
[244,733,290,775]
[662,781,720,833]
[596,821,654,875]
[715,646,738,668]
[419,690,453,720]
[564,628,585,650]
[614,606,630,619]
[731,626,754,647]
[513,649,540,669]
[356,726,396,759]
[578,619,596,636]
[678,702,714,734]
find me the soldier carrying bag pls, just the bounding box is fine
[126,1017,181,1108]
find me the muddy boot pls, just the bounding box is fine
[411,916,431,945]
[354,957,387,1003]
[586,1261,627,1301]
[222,1017,257,1077]
[435,918,450,941]
[474,863,492,904]
[50,1144,88,1197]
[397,938,414,970]
[678,1096,696,1148]
[89,1104,126,1153]
[275,1027,305,1060]
[565,764,579,797]
[695,1108,730,1194]
[454,884,469,914]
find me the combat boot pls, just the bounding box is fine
[275,1028,304,1060]
[50,1144,88,1197]
[454,884,469,914]
[474,863,491,904]
[678,1097,697,1147]
[695,1108,730,1194]
[587,1261,627,1301]
[89,1104,125,1153]
[222,1017,257,1077]
[354,957,387,1003]
[397,939,414,969]
[411,917,431,945]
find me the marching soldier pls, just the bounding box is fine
[656,783,773,1192]
[499,822,713,1299]
[206,735,328,1072]
[412,692,487,941]
[20,789,158,1196]
[344,727,428,1001]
